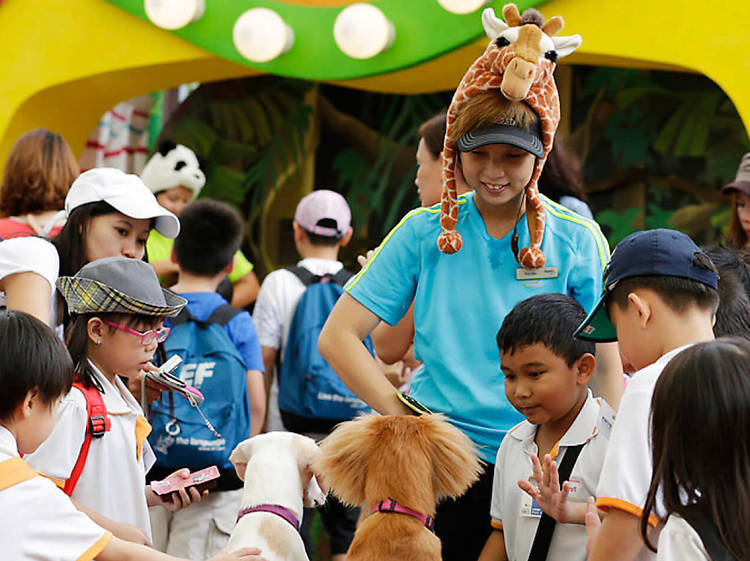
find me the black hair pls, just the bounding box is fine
[704,245,750,296]
[537,136,589,204]
[701,246,750,338]
[303,220,342,248]
[173,199,244,276]
[641,338,750,559]
[418,111,448,159]
[65,312,164,391]
[497,294,595,366]
[53,201,121,277]
[0,310,74,420]
[607,254,720,317]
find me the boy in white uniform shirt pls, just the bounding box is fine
[574,229,719,561]
[479,294,615,561]
[0,310,265,561]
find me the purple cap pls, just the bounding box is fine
[294,190,351,238]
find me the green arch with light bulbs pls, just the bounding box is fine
[107,0,547,81]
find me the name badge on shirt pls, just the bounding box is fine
[520,494,543,518]
[516,267,558,281]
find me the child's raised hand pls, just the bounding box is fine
[517,453,573,523]
[209,547,268,561]
[357,249,375,269]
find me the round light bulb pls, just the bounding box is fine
[233,8,295,63]
[333,3,395,60]
[144,0,205,30]
[437,0,491,15]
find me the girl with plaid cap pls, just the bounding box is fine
[0,310,267,561]
[25,257,218,550]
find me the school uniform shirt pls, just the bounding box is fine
[490,392,615,561]
[346,192,609,461]
[253,257,345,432]
[0,426,112,561]
[26,362,156,538]
[596,345,693,561]
[656,515,710,561]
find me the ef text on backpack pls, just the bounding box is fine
[149,305,249,474]
[279,267,373,434]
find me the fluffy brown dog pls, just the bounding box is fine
[314,414,482,561]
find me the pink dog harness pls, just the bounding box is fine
[372,498,435,532]
[236,504,301,532]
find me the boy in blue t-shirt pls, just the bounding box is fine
[318,7,612,560]
[148,199,265,559]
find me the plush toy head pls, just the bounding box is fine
[140,140,206,197]
[438,4,582,268]
[313,414,481,515]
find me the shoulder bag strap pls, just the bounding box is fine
[286,266,320,287]
[680,505,737,561]
[169,307,195,327]
[62,382,111,497]
[205,303,244,327]
[527,443,585,561]
[331,268,354,287]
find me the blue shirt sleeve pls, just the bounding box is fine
[345,209,421,326]
[226,311,265,373]
[568,220,609,314]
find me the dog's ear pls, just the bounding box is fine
[303,473,327,508]
[423,414,482,500]
[229,438,255,481]
[313,415,379,506]
[290,434,327,508]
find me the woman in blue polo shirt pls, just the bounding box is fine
[319,7,611,560]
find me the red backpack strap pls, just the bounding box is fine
[62,381,111,496]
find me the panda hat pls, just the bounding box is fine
[141,141,206,197]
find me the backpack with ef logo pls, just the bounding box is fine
[278,266,372,434]
[148,304,249,471]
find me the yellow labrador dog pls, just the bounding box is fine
[227,432,326,561]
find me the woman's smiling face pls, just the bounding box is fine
[458,143,535,212]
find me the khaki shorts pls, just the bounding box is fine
[149,488,243,560]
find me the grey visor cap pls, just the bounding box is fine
[457,124,544,158]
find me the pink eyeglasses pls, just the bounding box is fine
[102,320,170,346]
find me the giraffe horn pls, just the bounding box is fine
[542,16,564,37]
[502,3,521,27]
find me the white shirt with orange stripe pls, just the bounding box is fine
[595,345,692,561]
[490,391,615,561]
[0,426,112,561]
[25,362,156,538]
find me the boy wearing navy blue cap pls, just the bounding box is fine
[575,229,719,561]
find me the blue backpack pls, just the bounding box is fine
[149,304,249,471]
[278,267,372,434]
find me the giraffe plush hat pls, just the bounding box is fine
[438,4,582,268]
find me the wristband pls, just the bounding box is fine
[396,391,432,416]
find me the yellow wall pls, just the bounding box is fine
[1,0,748,168]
